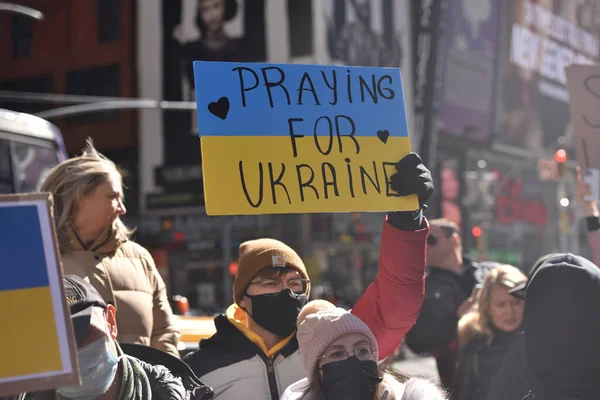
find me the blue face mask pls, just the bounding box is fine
[57,336,120,400]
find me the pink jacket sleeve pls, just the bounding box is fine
[351,217,429,360]
[588,229,600,267]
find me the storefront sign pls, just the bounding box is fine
[496,0,600,154]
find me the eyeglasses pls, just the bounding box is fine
[319,344,374,366]
[248,278,311,295]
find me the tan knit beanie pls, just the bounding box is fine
[233,238,309,305]
[297,306,378,382]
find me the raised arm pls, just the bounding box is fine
[352,153,432,359]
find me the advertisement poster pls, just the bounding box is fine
[438,0,501,142]
[321,0,415,148]
[162,0,314,166]
[496,0,600,155]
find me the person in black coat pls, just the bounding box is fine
[522,253,600,400]
[405,218,496,390]
[452,265,527,400]
[484,254,555,400]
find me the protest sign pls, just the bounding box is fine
[0,193,79,397]
[193,61,418,215]
[565,64,600,202]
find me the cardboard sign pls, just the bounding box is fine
[0,193,79,397]
[565,64,600,202]
[193,61,418,215]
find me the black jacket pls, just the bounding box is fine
[452,329,518,400]
[523,254,600,399]
[405,258,493,389]
[120,343,213,400]
[183,314,302,400]
[484,333,533,400]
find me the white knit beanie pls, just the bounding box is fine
[296,307,378,382]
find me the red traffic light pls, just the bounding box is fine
[472,226,482,238]
[554,149,567,163]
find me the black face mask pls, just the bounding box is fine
[321,357,382,400]
[245,289,308,337]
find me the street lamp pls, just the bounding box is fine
[0,2,44,20]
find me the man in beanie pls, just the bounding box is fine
[184,153,433,399]
[8,275,212,400]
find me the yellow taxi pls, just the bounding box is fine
[171,296,217,356]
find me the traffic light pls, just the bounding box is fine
[472,226,484,256]
[555,149,567,177]
[554,148,567,163]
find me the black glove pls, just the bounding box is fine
[389,152,434,208]
[386,153,434,231]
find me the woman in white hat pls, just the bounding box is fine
[281,300,447,400]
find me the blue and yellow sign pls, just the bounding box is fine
[0,194,78,396]
[193,61,418,215]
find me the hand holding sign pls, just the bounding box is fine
[194,61,418,215]
[389,153,433,208]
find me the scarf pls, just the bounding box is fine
[118,355,152,400]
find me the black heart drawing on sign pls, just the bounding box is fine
[377,130,390,144]
[208,97,230,120]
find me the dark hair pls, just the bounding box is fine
[195,0,238,34]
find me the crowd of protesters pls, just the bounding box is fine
[4,141,600,400]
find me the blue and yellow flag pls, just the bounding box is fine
[0,204,62,378]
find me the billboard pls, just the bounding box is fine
[437,0,501,142]
[321,0,415,148]
[495,0,600,154]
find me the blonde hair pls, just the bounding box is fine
[458,264,527,347]
[39,138,133,252]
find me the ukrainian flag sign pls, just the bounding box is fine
[0,193,79,396]
[193,61,418,215]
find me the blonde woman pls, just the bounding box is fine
[452,265,526,400]
[40,140,180,356]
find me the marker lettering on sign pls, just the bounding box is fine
[193,61,416,215]
[237,159,402,206]
[232,66,396,108]
[583,75,600,128]
[287,115,360,158]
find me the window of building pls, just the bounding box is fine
[0,139,14,194]
[0,75,54,114]
[97,0,121,43]
[66,65,121,124]
[287,0,313,57]
[11,14,33,58]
